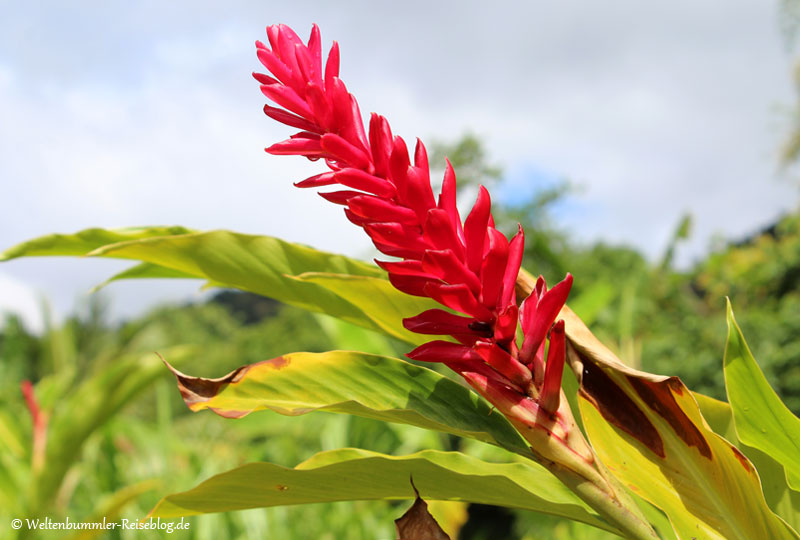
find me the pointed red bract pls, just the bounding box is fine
[540,319,566,414]
[520,274,573,366]
[403,309,489,337]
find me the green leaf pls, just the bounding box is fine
[2,228,437,344]
[149,448,621,536]
[0,226,194,259]
[724,300,800,491]
[92,262,198,291]
[294,272,452,346]
[166,350,531,458]
[560,306,799,540]
[694,392,800,534]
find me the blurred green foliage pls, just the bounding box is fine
[0,297,443,539]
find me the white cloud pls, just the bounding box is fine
[0,271,44,333]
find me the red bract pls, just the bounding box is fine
[254,23,572,408]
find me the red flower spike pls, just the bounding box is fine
[255,24,533,389]
[540,319,566,414]
[21,380,48,471]
[253,23,581,424]
[21,380,41,426]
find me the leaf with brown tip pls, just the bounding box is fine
[395,479,451,540]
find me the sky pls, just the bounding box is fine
[1,1,798,332]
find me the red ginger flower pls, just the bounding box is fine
[254,24,572,414]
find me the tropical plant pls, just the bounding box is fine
[3,23,800,539]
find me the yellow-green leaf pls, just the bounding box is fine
[166,351,531,457]
[1,228,437,345]
[560,306,798,540]
[724,301,800,491]
[149,448,621,536]
[694,392,800,533]
[0,226,194,259]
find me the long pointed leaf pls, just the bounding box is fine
[149,448,621,535]
[724,300,800,491]
[0,226,194,259]
[695,392,800,533]
[2,228,437,344]
[165,351,531,457]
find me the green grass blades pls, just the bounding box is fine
[724,300,800,493]
[30,346,196,515]
[165,350,532,458]
[562,308,798,540]
[1,227,440,344]
[148,448,621,536]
